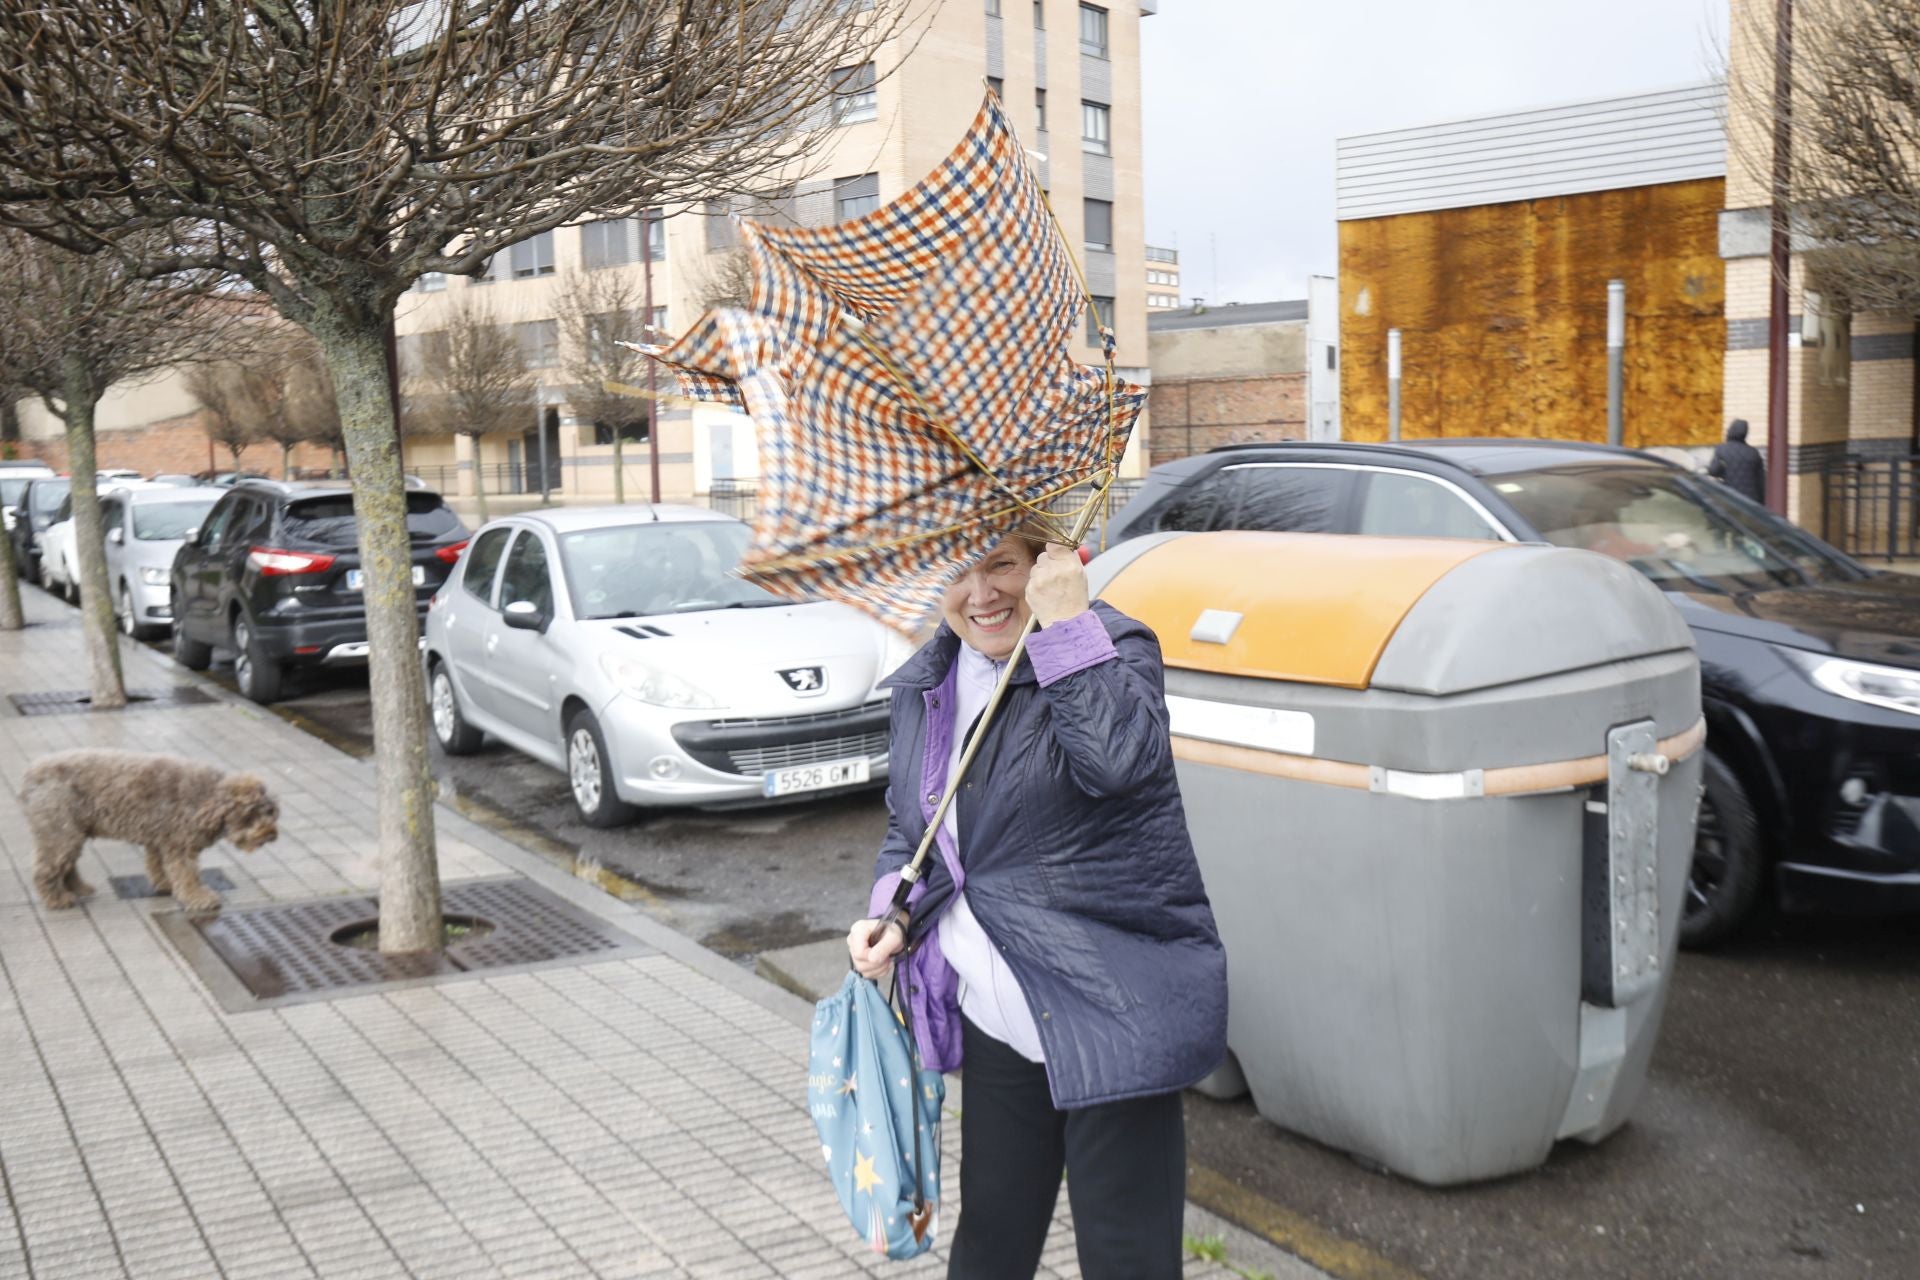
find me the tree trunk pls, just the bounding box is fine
[0,395,20,447]
[613,433,626,505]
[0,506,23,630]
[310,307,443,954]
[281,442,294,480]
[467,434,490,523]
[61,364,127,708]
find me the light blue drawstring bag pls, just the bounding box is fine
[809,971,944,1259]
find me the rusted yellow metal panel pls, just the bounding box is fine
[1340,177,1726,447]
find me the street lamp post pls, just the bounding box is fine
[1765,0,1795,515]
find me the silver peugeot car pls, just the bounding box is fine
[422,504,914,824]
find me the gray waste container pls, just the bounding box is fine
[1092,530,1703,1186]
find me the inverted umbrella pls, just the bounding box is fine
[644,90,1146,634]
[646,89,1143,985]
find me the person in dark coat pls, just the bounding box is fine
[1708,418,1767,503]
[847,534,1228,1280]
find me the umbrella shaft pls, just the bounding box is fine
[888,476,1113,918]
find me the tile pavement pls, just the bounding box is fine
[0,587,1322,1280]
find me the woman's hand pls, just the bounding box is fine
[847,916,905,980]
[1025,541,1090,627]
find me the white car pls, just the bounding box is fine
[104,485,227,638]
[0,461,55,534]
[422,505,912,825]
[40,481,153,603]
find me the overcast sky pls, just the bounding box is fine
[1140,0,1730,305]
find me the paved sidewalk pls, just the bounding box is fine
[0,587,1322,1280]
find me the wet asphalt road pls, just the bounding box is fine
[134,626,1920,1279]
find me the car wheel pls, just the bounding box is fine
[231,613,283,705]
[1681,752,1766,950]
[172,600,212,670]
[430,662,485,756]
[118,585,148,640]
[565,708,638,828]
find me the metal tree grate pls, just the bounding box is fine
[10,687,218,716]
[185,877,649,1003]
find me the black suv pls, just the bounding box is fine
[170,480,469,703]
[1107,440,1920,947]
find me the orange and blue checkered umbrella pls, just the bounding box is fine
[646,92,1145,632]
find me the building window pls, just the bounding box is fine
[1036,88,1047,131]
[1085,295,1114,344]
[832,61,877,124]
[510,230,555,279]
[1081,101,1110,155]
[987,75,1004,100]
[414,272,446,293]
[706,200,739,252]
[836,173,880,221]
[650,305,669,335]
[580,212,664,271]
[1078,3,1107,57]
[513,320,559,369]
[594,416,650,446]
[1083,199,1113,253]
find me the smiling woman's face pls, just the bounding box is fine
[941,536,1038,660]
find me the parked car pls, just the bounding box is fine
[423,505,912,825]
[1106,440,1920,947]
[8,475,70,585]
[40,480,153,603]
[192,469,270,487]
[170,480,469,703]
[96,467,141,482]
[148,473,201,487]
[102,485,227,638]
[1,460,56,534]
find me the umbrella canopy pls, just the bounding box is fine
[647,92,1146,632]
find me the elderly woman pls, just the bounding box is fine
[847,535,1228,1280]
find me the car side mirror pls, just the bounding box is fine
[107,527,124,545]
[184,527,201,546]
[502,599,548,632]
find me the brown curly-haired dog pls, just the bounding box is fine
[24,749,279,911]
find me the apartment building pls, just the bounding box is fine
[1146,244,1180,309]
[396,0,1159,506]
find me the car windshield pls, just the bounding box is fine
[1,476,45,507]
[29,481,68,514]
[133,498,220,541]
[558,520,781,619]
[1494,464,1868,592]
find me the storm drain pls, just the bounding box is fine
[10,687,218,716]
[175,877,651,1007]
[112,869,234,900]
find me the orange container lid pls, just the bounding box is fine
[1099,531,1510,689]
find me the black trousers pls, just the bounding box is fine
[946,1015,1186,1280]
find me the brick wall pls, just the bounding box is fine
[1147,372,1306,466]
[12,407,334,478]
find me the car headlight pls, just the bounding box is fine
[139,567,169,586]
[597,652,720,709]
[1779,648,1920,717]
[876,625,917,682]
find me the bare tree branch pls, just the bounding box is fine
[404,290,534,522]
[0,0,915,953]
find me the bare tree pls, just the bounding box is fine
[278,342,343,480]
[0,228,230,702]
[1733,0,1920,313]
[407,293,534,523]
[0,0,910,951]
[554,269,658,504]
[695,249,761,311]
[186,361,270,471]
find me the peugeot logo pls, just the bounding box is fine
[780,665,826,696]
